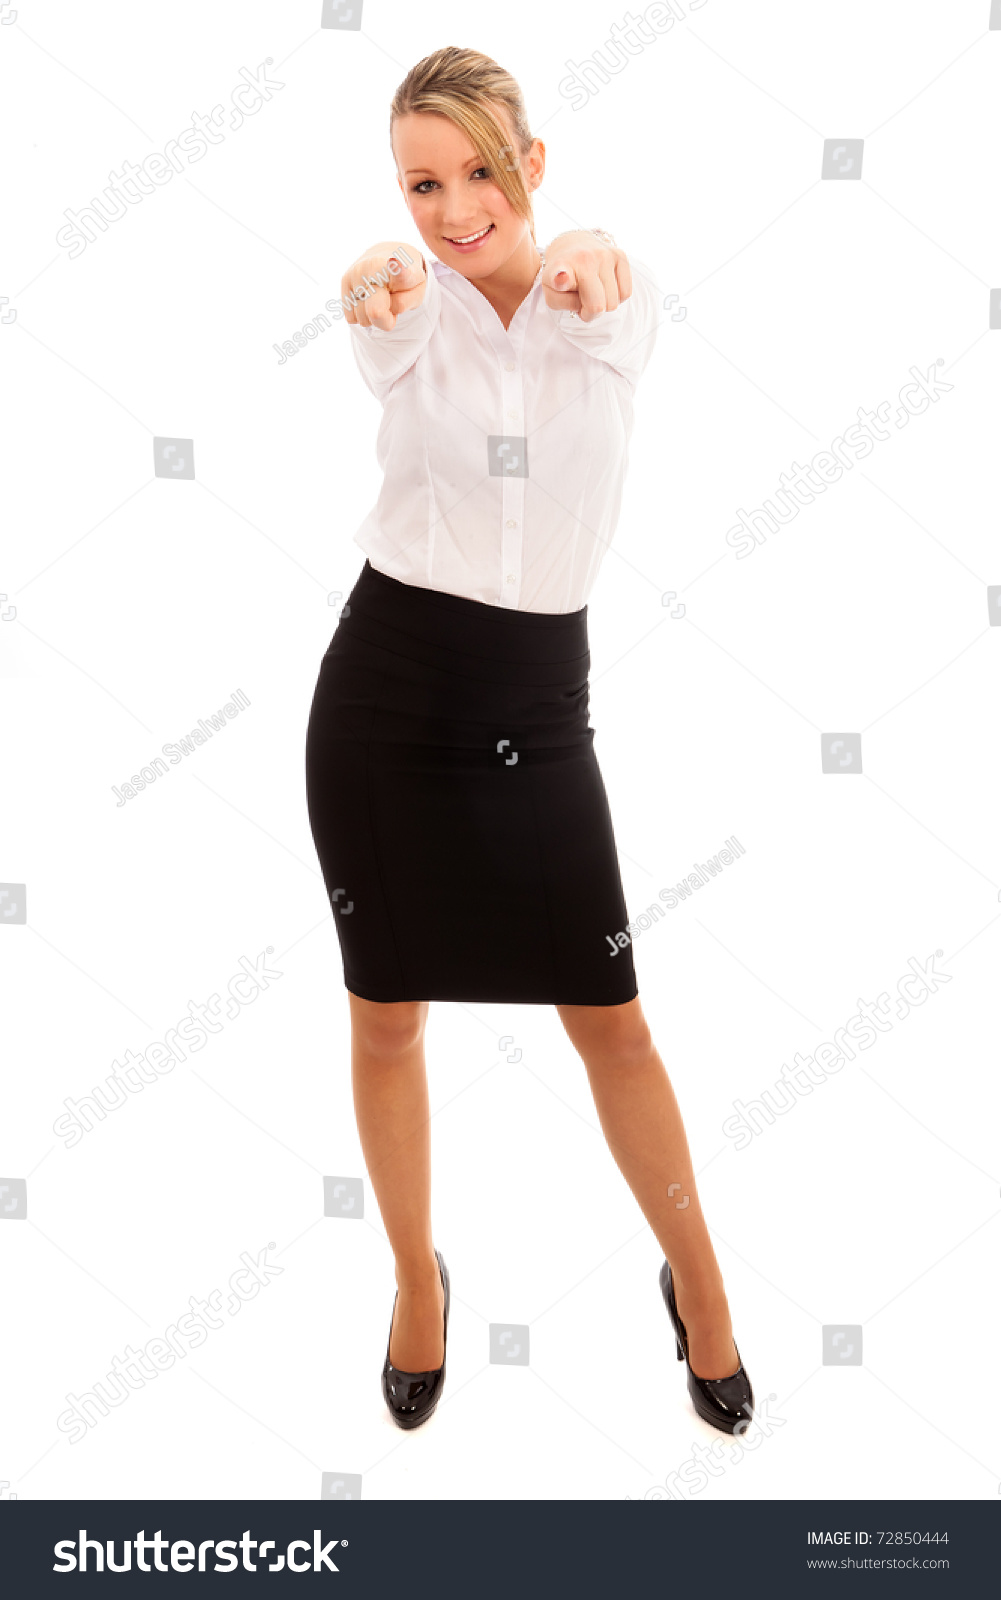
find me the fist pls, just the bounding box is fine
[541,231,632,323]
[341,242,427,331]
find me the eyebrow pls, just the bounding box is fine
[404,155,483,177]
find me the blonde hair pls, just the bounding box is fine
[390,47,537,240]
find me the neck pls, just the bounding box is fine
[460,229,542,327]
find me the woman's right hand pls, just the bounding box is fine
[341,242,427,331]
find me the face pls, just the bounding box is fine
[393,104,544,278]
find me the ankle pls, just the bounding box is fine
[394,1253,440,1292]
[672,1269,729,1321]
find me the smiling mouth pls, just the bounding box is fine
[444,224,495,245]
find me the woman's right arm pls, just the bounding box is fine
[341,241,427,330]
[340,241,441,402]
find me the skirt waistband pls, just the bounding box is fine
[349,560,589,663]
[321,561,594,749]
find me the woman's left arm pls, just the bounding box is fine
[542,229,660,383]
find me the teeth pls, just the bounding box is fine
[449,225,492,244]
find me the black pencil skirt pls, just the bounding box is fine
[304,559,639,1006]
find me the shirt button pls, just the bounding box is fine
[506,409,519,420]
[504,361,516,371]
[506,574,516,583]
[505,519,517,528]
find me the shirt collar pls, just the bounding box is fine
[434,256,545,291]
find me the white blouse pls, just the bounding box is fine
[347,250,660,614]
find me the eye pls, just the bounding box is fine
[411,167,493,195]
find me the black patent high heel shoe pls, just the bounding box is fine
[659,1259,754,1435]
[381,1248,450,1430]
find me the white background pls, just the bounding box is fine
[1,0,999,1502]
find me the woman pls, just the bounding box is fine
[305,45,754,1437]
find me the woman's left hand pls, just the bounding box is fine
[541,232,633,321]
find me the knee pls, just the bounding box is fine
[598,1018,654,1071]
[349,995,428,1060]
[558,1001,653,1069]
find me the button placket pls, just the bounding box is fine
[497,336,525,607]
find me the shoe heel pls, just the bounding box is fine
[381,1248,449,1431]
[659,1258,755,1436]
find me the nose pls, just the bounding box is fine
[439,190,485,236]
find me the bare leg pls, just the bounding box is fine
[348,992,444,1370]
[556,996,740,1380]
